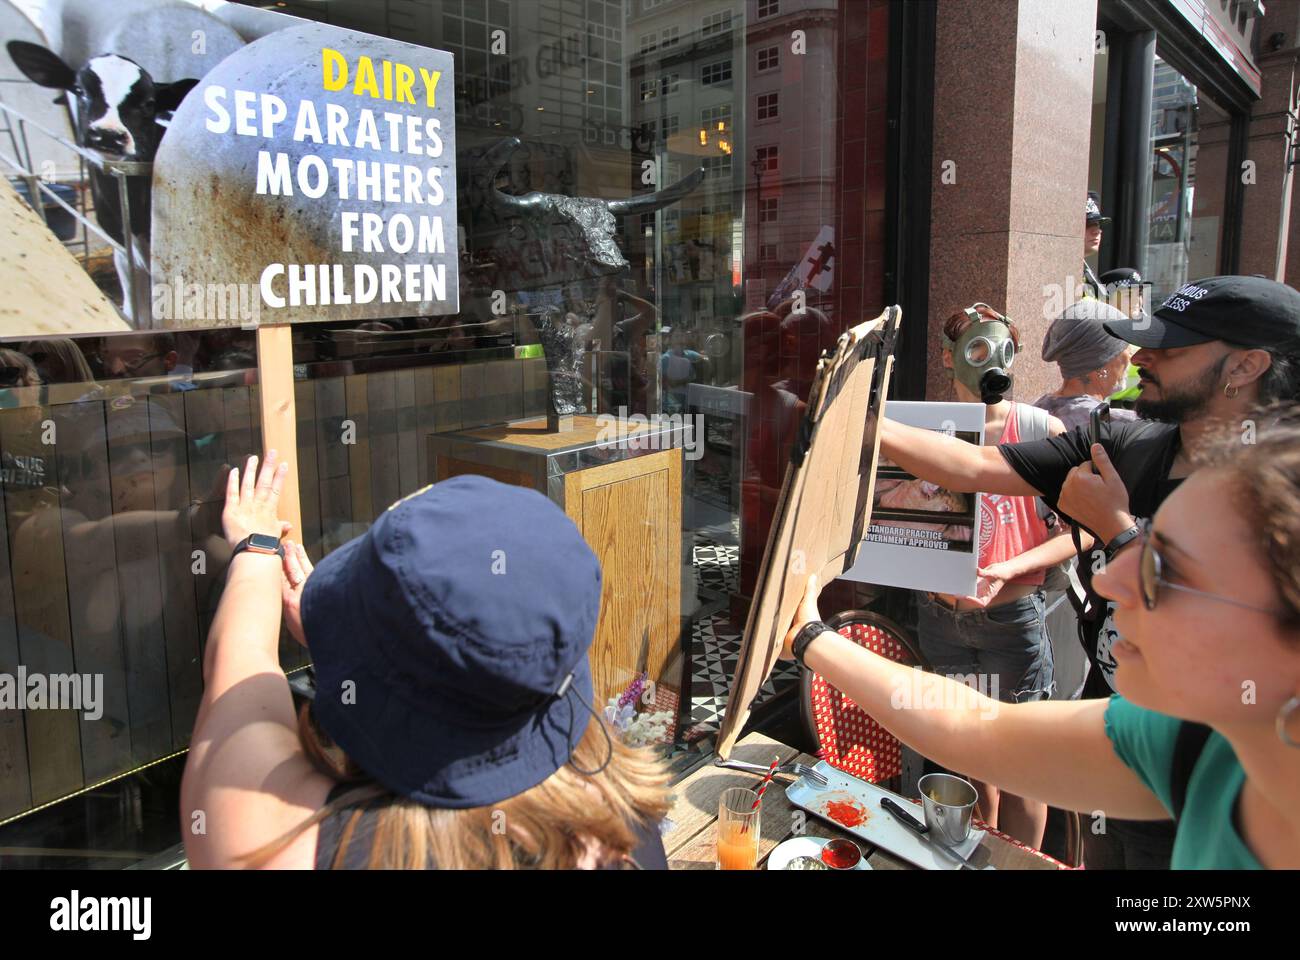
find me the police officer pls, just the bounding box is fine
[1099,267,1145,406]
[1082,191,1110,300]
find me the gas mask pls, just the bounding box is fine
[945,303,1016,405]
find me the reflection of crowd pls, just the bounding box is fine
[0,330,264,391]
[659,327,711,414]
[739,298,838,590]
[0,335,248,763]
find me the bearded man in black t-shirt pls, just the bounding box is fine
[878,275,1300,867]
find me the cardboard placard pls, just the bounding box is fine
[716,306,901,758]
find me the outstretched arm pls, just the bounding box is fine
[880,417,1042,497]
[785,576,1168,821]
[182,451,331,869]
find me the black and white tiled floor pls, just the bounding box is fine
[683,536,800,742]
[691,541,740,598]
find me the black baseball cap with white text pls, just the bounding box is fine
[1101,275,1300,350]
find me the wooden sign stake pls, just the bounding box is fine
[255,324,301,540]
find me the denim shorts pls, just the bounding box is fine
[915,591,1056,703]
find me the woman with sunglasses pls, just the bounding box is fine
[908,304,1079,848]
[782,414,1300,868]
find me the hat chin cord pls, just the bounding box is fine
[554,672,615,776]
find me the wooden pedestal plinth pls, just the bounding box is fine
[429,416,683,715]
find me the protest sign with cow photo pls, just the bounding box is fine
[0,0,459,335]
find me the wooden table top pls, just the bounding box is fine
[664,731,1065,871]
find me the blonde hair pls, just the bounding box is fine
[19,338,95,384]
[0,349,40,386]
[240,702,672,869]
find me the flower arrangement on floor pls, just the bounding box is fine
[604,672,675,748]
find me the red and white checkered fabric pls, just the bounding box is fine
[899,797,1071,869]
[977,821,1071,869]
[809,620,908,783]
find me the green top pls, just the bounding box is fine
[1103,696,1261,869]
[1108,364,1141,402]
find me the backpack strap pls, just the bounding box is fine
[1066,523,1097,622]
[1014,401,1052,443]
[1170,721,1213,821]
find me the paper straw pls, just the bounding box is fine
[741,755,780,833]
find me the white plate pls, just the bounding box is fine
[766,835,871,870]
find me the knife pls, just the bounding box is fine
[879,796,975,870]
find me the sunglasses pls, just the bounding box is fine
[1138,522,1281,616]
[110,351,164,373]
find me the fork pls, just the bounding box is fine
[714,758,829,787]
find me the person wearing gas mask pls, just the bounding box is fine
[910,304,1078,849]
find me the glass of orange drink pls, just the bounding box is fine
[716,787,761,870]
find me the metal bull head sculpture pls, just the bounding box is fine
[464,137,705,291]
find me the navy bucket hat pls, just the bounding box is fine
[301,474,604,809]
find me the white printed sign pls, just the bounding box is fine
[840,401,985,596]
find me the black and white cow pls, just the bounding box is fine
[6,40,196,320]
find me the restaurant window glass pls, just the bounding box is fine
[0,0,896,866]
[701,103,732,131]
[703,154,732,179]
[702,60,733,86]
[1145,57,1231,303]
[702,10,733,36]
[641,73,680,100]
[641,25,680,51]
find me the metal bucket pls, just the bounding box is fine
[918,772,977,846]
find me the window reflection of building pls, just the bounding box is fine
[629,0,744,393]
[1145,58,1230,304]
[1089,2,1261,292]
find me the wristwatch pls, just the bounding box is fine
[792,620,832,668]
[231,533,285,560]
[1103,524,1142,563]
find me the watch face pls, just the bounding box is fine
[247,533,281,552]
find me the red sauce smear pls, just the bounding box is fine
[824,799,869,828]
